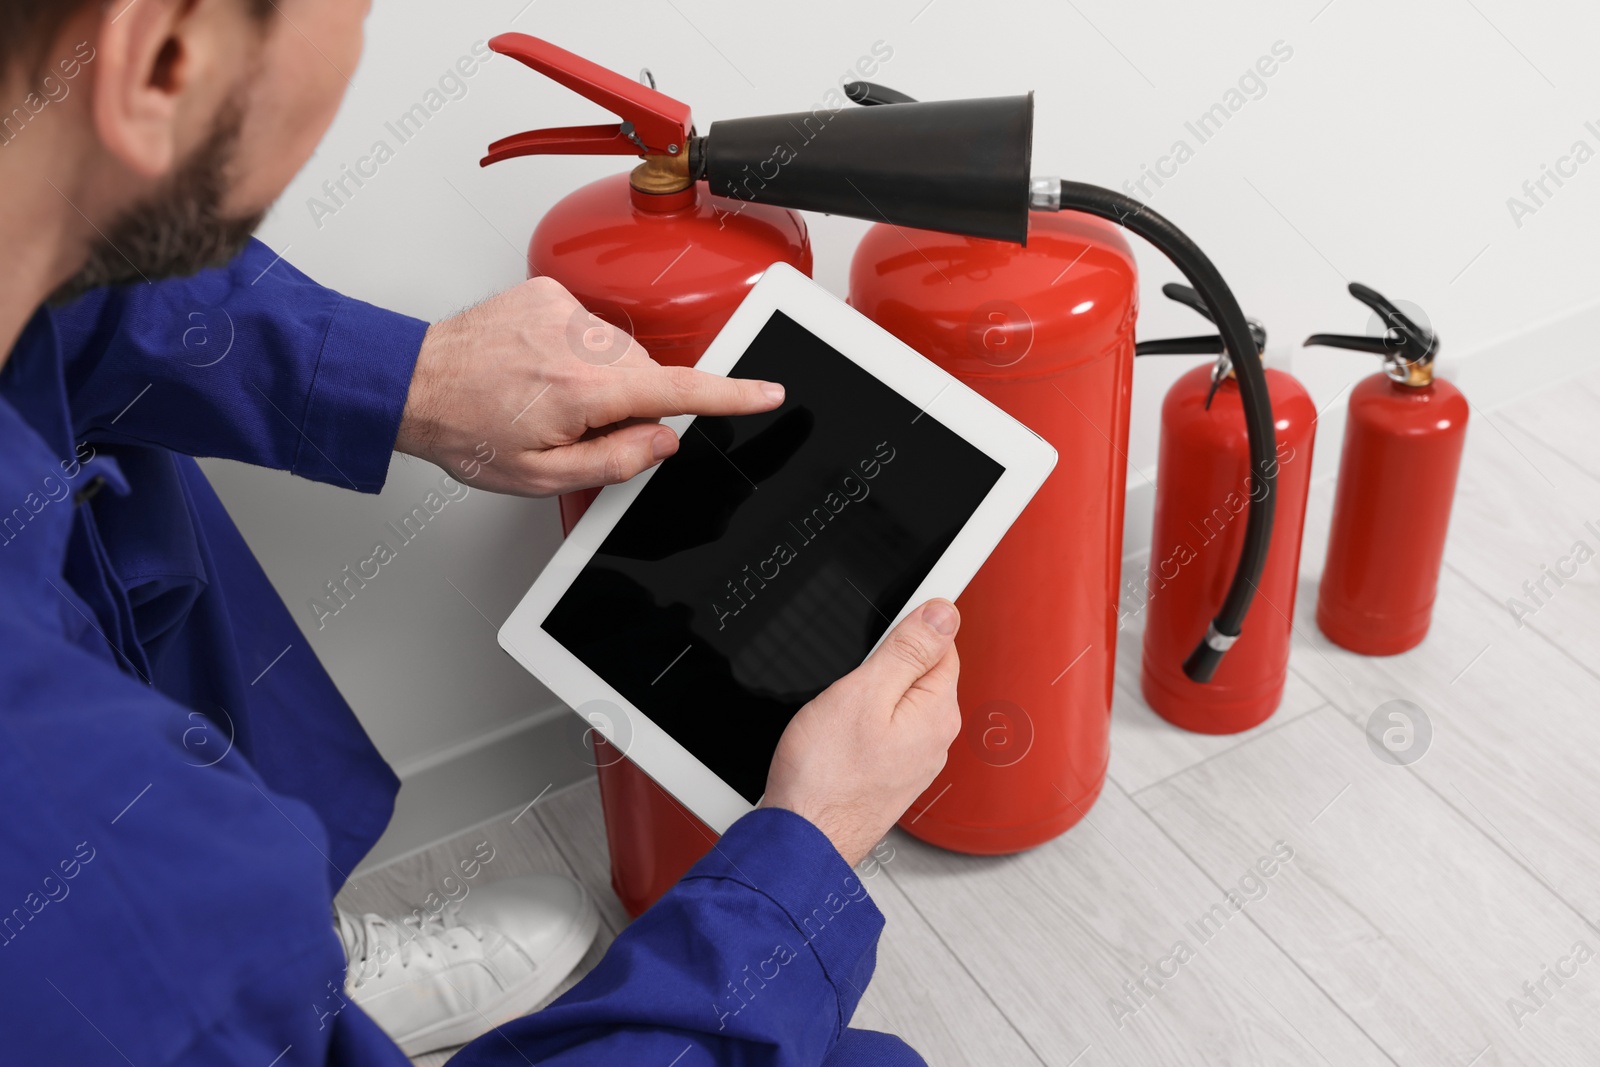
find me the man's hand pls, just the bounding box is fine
[395,277,785,496]
[762,600,963,867]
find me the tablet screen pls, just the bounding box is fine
[542,310,1005,804]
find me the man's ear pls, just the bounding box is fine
[87,0,211,179]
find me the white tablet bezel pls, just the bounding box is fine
[497,261,1057,835]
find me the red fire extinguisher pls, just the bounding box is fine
[843,87,1279,853]
[483,40,1278,901]
[1305,284,1466,655]
[849,205,1137,850]
[1133,285,1316,734]
[481,35,812,916]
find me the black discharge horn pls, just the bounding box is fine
[689,95,1035,245]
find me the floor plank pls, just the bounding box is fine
[1430,397,1600,679]
[1497,365,1600,486]
[1138,705,1600,1066]
[1110,564,1328,795]
[882,782,1391,1065]
[535,778,1044,1064]
[1291,470,1600,930]
[846,836,1049,1065]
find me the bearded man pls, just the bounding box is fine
[0,3,961,1064]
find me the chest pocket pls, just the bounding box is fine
[88,445,210,669]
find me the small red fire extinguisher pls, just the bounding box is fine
[1305,284,1467,655]
[480,34,812,916]
[1133,285,1316,734]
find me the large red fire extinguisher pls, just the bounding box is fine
[480,35,811,915]
[843,87,1279,854]
[1305,284,1466,655]
[847,209,1137,849]
[482,41,1279,903]
[1133,285,1316,734]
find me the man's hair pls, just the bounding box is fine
[1,0,275,82]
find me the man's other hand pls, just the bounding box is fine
[762,600,963,867]
[396,277,785,496]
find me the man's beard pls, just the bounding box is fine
[50,94,266,306]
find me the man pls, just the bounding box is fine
[0,2,962,1065]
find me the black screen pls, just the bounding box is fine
[542,311,1005,804]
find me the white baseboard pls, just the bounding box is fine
[354,705,593,875]
[1448,292,1600,410]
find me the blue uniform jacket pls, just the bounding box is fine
[0,240,919,1066]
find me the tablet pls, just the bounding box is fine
[497,262,1056,834]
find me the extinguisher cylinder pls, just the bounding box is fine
[849,208,1139,854]
[1140,367,1317,734]
[535,171,813,916]
[1316,373,1468,654]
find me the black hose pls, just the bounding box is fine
[1051,182,1277,682]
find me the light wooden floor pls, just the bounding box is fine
[340,366,1600,1066]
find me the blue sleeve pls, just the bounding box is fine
[452,808,886,1067]
[53,239,429,494]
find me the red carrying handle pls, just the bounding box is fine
[481,33,693,167]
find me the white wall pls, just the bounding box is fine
[206,0,1600,863]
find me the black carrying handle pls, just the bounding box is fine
[1137,283,1267,356]
[1136,283,1266,410]
[1304,282,1438,365]
[844,81,918,106]
[1135,334,1226,357]
[1302,333,1392,354]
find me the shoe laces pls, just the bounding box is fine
[336,905,486,988]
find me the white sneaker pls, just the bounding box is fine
[336,874,599,1056]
